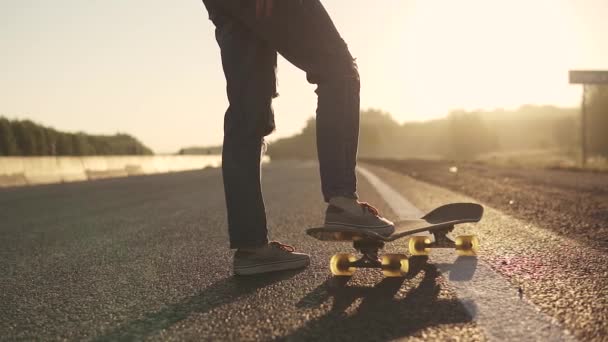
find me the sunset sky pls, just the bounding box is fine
[1,0,607,153]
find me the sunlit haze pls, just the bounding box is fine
[1,0,607,153]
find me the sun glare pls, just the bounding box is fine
[376,0,582,120]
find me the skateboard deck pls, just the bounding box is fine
[307,202,483,242]
[306,203,484,277]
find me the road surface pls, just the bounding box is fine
[1,161,606,341]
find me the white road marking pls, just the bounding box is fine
[357,166,574,342]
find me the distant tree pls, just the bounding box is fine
[11,121,36,155]
[0,117,154,156]
[71,134,86,155]
[44,129,58,155]
[478,105,577,151]
[178,146,222,155]
[33,124,48,155]
[56,133,74,155]
[267,117,317,160]
[444,110,498,160]
[268,109,403,159]
[552,116,578,152]
[0,117,19,155]
[266,106,580,161]
[358,109,401,157]
[586,85,608,157]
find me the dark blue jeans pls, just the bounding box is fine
[203,0,360,248]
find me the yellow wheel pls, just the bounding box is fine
[409,236,432,256]
[381,254,409,277]
[455,235,479,256]
[330,253,357,276]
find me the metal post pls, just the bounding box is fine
[570,71,608,166]
[581,85,587,167]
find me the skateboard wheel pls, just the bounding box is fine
[455,235,479,256]
[381,254,409,277]
[409,236,432,256]
[330,253,357,276]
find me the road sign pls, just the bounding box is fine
[569,70,608,84]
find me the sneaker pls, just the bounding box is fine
[324,197,395,236]
[233,241,310,276]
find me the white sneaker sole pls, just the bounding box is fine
[234,257,310,276]
[324,222,395,236]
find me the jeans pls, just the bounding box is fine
[202,0,360,249]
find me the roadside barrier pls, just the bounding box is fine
[0,155,232,188]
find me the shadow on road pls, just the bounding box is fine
[289,258,475,341]
[93,257,477,341]
[436,256,478,281]
[93,269,302,341]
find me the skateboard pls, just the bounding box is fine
[306,203,483,277]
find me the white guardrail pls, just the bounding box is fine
[0,155,263,188]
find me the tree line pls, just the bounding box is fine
[0,117,153,156]
[267,92,608,161]
[177,145,222,155]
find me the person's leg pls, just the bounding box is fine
[206,4,277,249]
[204,0,393,234]
[204,0,359,202]
[204,2,310,275]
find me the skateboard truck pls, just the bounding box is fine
[328,239,409,277]
[350,240,385,269]
[409,225,455,255]
[430,226,456,248]
[409,225,479,256]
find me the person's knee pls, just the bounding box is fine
[224,96,276,140]
[340,60,360,90]
[346,57,360,83]
[308,55,360,88]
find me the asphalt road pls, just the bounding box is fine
[368,159,608,248]
[1,161,606,341]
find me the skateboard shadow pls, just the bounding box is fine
[296,255,430,310]
[435,256,478,281]
[92,269,303,342]
[290,262,476,341]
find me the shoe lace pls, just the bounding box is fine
[269,241,295,252]
[358,201,380,216]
